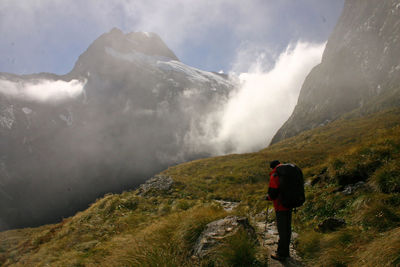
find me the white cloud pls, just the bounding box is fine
[217,42,325,153]
[186,42,325,154]
[0,78,86,103]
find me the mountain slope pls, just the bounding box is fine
[271,0,400,144]
[1,106,400,266]
[0,28,236,231]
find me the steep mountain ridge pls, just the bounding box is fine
[272,0,400,144]
[0,28,236,230]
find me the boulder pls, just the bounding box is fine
[136,175,174,196]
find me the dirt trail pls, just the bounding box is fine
[254,219,303,266]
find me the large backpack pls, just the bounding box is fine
[276,163,305,208]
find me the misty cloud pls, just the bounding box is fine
[185,42,326,154]
[0,78,86,103]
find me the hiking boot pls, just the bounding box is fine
[271,254,288,261]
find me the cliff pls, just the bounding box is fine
[271,0,400,144]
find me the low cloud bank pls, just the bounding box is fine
[0,78,86,103]
[187,42,326,154]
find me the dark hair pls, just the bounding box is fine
[270,160,280,169]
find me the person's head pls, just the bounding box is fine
[270,160,280,169]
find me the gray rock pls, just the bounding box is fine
[136,175,174,196]
[193,216,257,258]
[342,181,366,195]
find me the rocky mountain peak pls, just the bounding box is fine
[102,27,179,61]
[70,27,179,76]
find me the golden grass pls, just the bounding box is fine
[353,227,400,267]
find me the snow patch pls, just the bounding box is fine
[59,109,73,126]
[142,32,152,37]
[123,99,132,113]
[105,46,233,88]
[376,84,382,94]
[22,107,32,114]
[157,60,232,87]
[105,46,171,65]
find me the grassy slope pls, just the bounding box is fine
[1,107,400,266]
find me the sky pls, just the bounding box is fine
[0,0,344,75]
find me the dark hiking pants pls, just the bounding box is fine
[276,210,292,257]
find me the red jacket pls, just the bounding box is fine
[267,165,289,211]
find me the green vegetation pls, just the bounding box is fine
[1,107,400,266]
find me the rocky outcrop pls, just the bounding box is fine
[272,0,400,144]
[193,216,257,258]
[136,175,174,196]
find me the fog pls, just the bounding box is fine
[0,78,86,103]
[184,42,325,154]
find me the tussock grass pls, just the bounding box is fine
[370,160,400,193]
[103,205,227,267]
[207,229,264,267]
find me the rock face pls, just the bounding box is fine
[271,0,400,144]
[193,216,257,258]
[0,28,236,230]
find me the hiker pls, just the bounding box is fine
[267,160,292,261]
